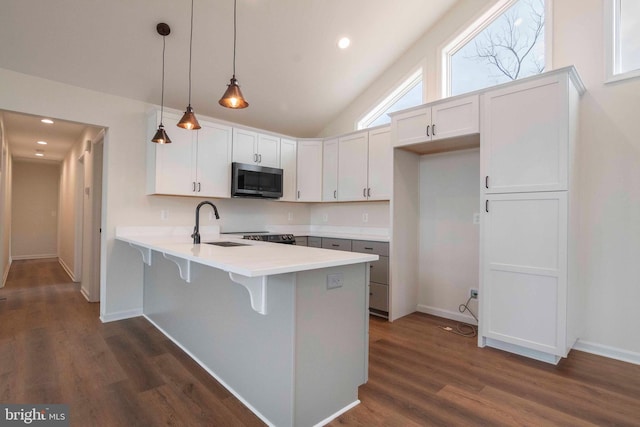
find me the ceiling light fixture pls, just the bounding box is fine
[338,37,351,49]
[219,0,249,109]
[41,119,54,124]
[152,22,173,144]
[35,150,44,157]
[177,0,201,130]
[37,140,48,145]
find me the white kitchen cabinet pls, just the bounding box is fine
[481,192,568,358]
[391,94,479,148]
[280,138,297,202]
[367,127,392,200]
[338,131,369,201]
[232,128,280,168]
[296,139,322,202]
[146,110,232,197]
[322,137,339,201]
[337,127,392,201]
[479,68,585,364]
[481,74,572,193]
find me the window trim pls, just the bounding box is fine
[356,67,423,130]
[604,0,640,83]
[440,0,553,98]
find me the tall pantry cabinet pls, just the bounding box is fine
[479,68,585,363]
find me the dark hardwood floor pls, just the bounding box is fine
[1,259,639,426]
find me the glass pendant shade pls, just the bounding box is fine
[219,76,249,109]
[152,124,172,144]
[177,105,201,130]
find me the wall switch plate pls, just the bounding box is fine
[160,210,168,221]
[470,288,479,299]
[327,273,343,290]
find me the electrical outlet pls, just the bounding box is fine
[470,289,479,299]
[363,213,369,223]
[327,273,343,290]
[288,212,293,221]
[473,213,481,224]
[160,210,168,221]
[322,213,328,222]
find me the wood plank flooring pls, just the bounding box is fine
[1,259,639,426]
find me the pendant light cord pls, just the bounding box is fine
[160,34,166,125]
[188,0,194,104]
[233,0,237,77]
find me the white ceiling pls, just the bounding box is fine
[0,0,459,159]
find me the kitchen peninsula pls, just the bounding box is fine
[116,226,378,427]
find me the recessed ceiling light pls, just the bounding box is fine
[35,151,45,157]
[41,119,54,124]
[37,141,48,145]
[338,37,351,49]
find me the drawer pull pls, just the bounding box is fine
[331,244,339,247]
[364,247,373,250]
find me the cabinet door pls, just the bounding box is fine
[338,132,368,201]
[482,75,568,193]
[296,140,322,201]
[322,138,339,201]
[391,107,429,147]
[257,133,281,168]
[431,94,479,141]
[481,191,567,356]
[280,138,297,202]
[232,128,258,164]
[367,126,392,200]
[151,112,196,195]
[194,121,233,198]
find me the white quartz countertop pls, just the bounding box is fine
[116,227,378,278]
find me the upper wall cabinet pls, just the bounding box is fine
[296,139,323,202]
[280,138,297,202]
[337,127,391,202]
[391,94,479,148]
[481,74,578,194]
[146,110,232,197]
[232,128,281,168]
[322,137,339,201]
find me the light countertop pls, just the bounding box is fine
[116,226,378,278]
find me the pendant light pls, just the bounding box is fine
[152,23,172,144]
[219,0,249,109]
[177,0,201,129]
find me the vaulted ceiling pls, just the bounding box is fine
[1,0,459,159]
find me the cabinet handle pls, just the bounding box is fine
[332,244,339,247]
[333,190,337,199]
[485,176,489,189]
[192,182,196,192]
[364,247,373,250]
[426,124,430,137]
[258,154,262,163]
[367,188,371,197]
[485,200,489,213]
[297,190,300,199]
[197,182,201,192]
[432,124,436,136]
[253,153,258,162]
[363,188,367,197]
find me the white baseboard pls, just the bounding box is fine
[58,257,77,282]
[574,340,640,366]
[1,257,12,288]
[416,304,478,325]
[80,287,91,302]
[313,400,360,427]
[100,308,143,323]
[12,253,57,260]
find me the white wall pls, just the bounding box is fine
[11,160,60,259]
[309,201,389,229]
[417,149,480,323]
[322,0,640,358]
[0,115,12,286]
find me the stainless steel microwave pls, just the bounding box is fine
[231,162,283,199]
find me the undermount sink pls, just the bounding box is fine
[204,241,249,247]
